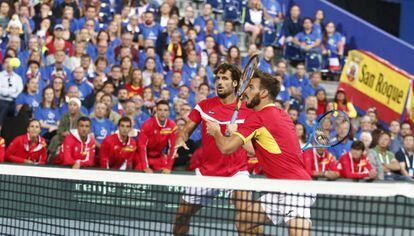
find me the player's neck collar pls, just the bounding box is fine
[260,103,276,110]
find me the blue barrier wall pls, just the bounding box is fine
[400,0,414,46]
[282,0,414,76]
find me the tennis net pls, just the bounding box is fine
[0,164,413,236]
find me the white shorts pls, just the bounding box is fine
[182,169,250,206]
[260,192,316,225]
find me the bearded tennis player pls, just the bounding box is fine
[205,70,315,236]
[172,63,255,235]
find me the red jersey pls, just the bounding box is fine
[54,130,96,167]
[188,96,252,177]
[46,40,74,56]
[338,152,374,179]
[234,104,311,180]
[5,134,47,164]
[303,149,338,176]
[0,137,4,162]
[137,117,177,170]
[99,134,137,170]
[125,83,143,98]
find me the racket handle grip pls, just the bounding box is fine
[230,110,239,124]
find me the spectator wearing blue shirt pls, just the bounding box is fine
[322,22,345,71]
[45,50,73,84]
[108,21,122,49]
[274,73,290,108]
[24,60,46,92]
[322,22,345,56]
[195,19,219,44]
[244,0,265,44]
[166,56,190,86]
[301,107,317,136]
[302,71,324,101]
[139,46,163,73]
[275,60,291,88]
[329,138,353,160]
[34,87,61,140]
[292,17,322,55]
[258,46,276,75]
[242,44,259,68]
[60,85,90,115]
[60,7,80,33]
[91,102,116,148]
[183,50,199,79]
[91,40,115,66]
[262,0,283,21]
[289,62,309,100]
[298,95,317,125]
[76,5,101,32]
[194,3,219,36]
[18,36,41,70]
[166,71,182,103]
[139,11,163,45]
[218,21,238,56]
[67,67,93,101]
[15,77,42,113]
[313,10,325,37]
[225,46,242,70]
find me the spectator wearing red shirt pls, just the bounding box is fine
[99,117,137,170]
[137,100,177,174]
[53,117,96,169]
[338,141,377,180]
[303,147,339,180]
[315,89,327,116]
[46,24,74,57]
[5,119,47,165]
[0,137,4,162]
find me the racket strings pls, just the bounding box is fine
[314,111,351,146]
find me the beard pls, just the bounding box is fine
[246,93,260,109]
[217,89,233,99]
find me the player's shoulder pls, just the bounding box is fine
[196,96,220,110]
[142,116,155,126]
[166,118,177,127]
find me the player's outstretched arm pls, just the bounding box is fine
[205,119,244,155]
[175,120,197,150]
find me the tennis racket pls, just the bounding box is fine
[229,54,260,124]
[301,109,351,151]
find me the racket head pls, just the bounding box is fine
[302,110,351,151]
[237,54,259,97]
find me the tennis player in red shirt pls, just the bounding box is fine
[173,63,254,235]
[0,137,4,162]
[205,70,314,236]
[6,119,47,165]
[136,100,178,174]
[338,141,377,180]
[303,147,340,180]
[99,117,137,170]
[53,117,96,169]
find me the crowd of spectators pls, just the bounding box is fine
[0,0,412,182]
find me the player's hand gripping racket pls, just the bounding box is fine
[229,55,260,122]
[301,110,351,151]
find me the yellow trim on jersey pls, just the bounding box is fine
[254,127,282,154]
[234,131,256,144]
[234,132,248,144]
[262,103,276,109]
[235,127,281,154]
[160,130,175,134]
